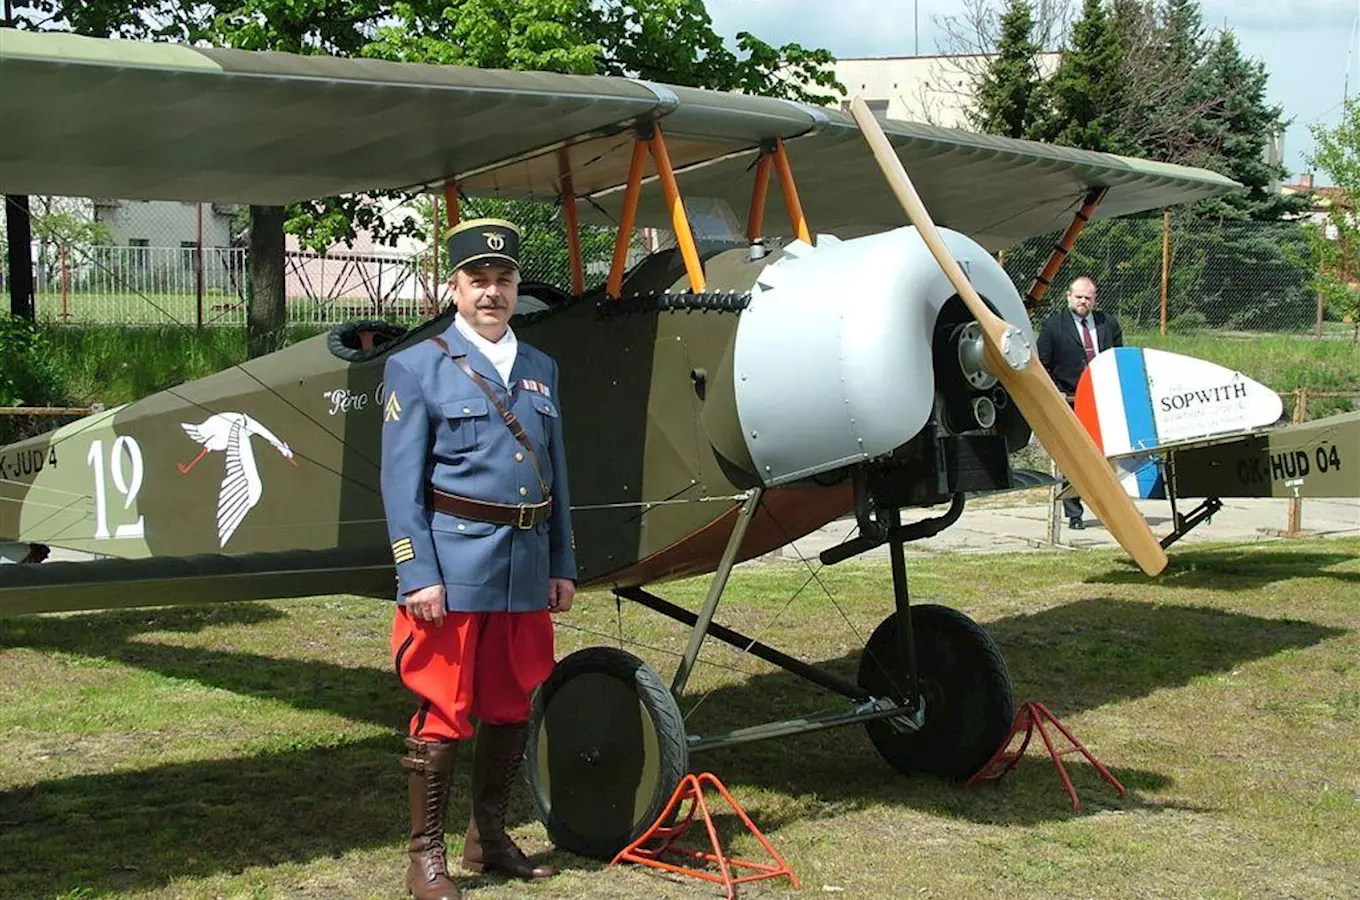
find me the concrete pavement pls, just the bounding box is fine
[768,495,1360,563]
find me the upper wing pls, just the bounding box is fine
[589,102,1241,249]
[0,28,1238,247]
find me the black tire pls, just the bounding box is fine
[857,604,1013,780]
[525,646,688,860]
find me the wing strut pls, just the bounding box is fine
[442,180,460,229]
[745,139,811,246]
[557,148,587,295]
[746,152,773,241]
[606,123,706,298]
[1023,186,1107,308]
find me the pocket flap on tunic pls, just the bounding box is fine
[529,394,558,417]
[430,511,497,536]
[441,398,489,419]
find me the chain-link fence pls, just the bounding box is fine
[6,197,1343,335]
[1003,217,1334,336]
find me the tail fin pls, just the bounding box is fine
[1074,347,1283,499]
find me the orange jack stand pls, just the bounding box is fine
[964,701,1127,812]
[611,772,800,899]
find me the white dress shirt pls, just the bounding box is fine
[1071,311,1100,355]
[454,312,518,385]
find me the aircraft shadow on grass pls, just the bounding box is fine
[1089,546,1360,590]
[0,595,1341,892]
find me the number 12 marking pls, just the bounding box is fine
[87,436,146,539]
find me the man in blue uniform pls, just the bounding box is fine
[380,218,576,900]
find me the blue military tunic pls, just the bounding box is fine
[380,317,576,613]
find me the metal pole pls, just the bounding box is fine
[431,192,440,317]
[60,243,69,321]
[1160,209,1170,338]
[1049,455,1063,545]
[1286,388,1306,536]
[1316,228,1327,341]
[886,507,920,709]
[671,488,764,699]
[618,587,870,702]
[688,697,920,752]
[195,201,205,329]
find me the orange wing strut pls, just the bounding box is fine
[442,180,460,230]
[557,149,586,295]
[649,126,706,292]
[746,152,773,242]
[606,139,650,299]
[606,125,708,298]
[772,139,811,244]
[1024,186,1106,307]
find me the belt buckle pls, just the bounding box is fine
[516,504,533,530]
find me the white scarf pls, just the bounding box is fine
[454,313,518,385]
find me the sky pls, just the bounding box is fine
[707,0,1358,181]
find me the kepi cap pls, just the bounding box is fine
[445,218,520,273]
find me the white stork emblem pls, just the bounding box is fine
[178,413,296,547]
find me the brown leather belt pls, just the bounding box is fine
[428,488,552,530]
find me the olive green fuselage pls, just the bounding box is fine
[0,247,853,612]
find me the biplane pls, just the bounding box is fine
[1069,346,1358,547]
[0,28,1241,858]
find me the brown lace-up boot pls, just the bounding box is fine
[461,721,554,880]
[402,737,461,900]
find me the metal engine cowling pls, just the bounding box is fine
[729,226,1033,486]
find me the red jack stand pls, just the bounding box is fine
[964,701,1127,812]
[611,772,800,899]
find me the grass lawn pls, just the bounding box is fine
[1,539,1357,899]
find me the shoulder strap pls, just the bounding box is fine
[429,336,550,498]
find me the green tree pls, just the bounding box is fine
[969,0,1047,139]
[1191,31,1305,222]
[1308,97,1360,337]
[27,197,113,291]
[1133,0,1209,165]
[1042,0,1130,153]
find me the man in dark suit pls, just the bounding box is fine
[1036,275,1123,530]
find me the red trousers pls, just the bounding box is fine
[391,608,555,741]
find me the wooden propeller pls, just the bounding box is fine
[848,96,1167,576]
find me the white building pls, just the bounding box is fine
[93,198,238,249]
[827,52,1062,129]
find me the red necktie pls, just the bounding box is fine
[1080,317,1096,363]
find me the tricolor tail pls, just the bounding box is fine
[1074,347,1283,500]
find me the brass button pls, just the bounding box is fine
[462,406,471,414]
[515,452,524,462]
[519,487,528,496]
[457,524,466,531]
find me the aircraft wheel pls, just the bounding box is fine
[526,646,688,860]
[857,604,1013,779]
